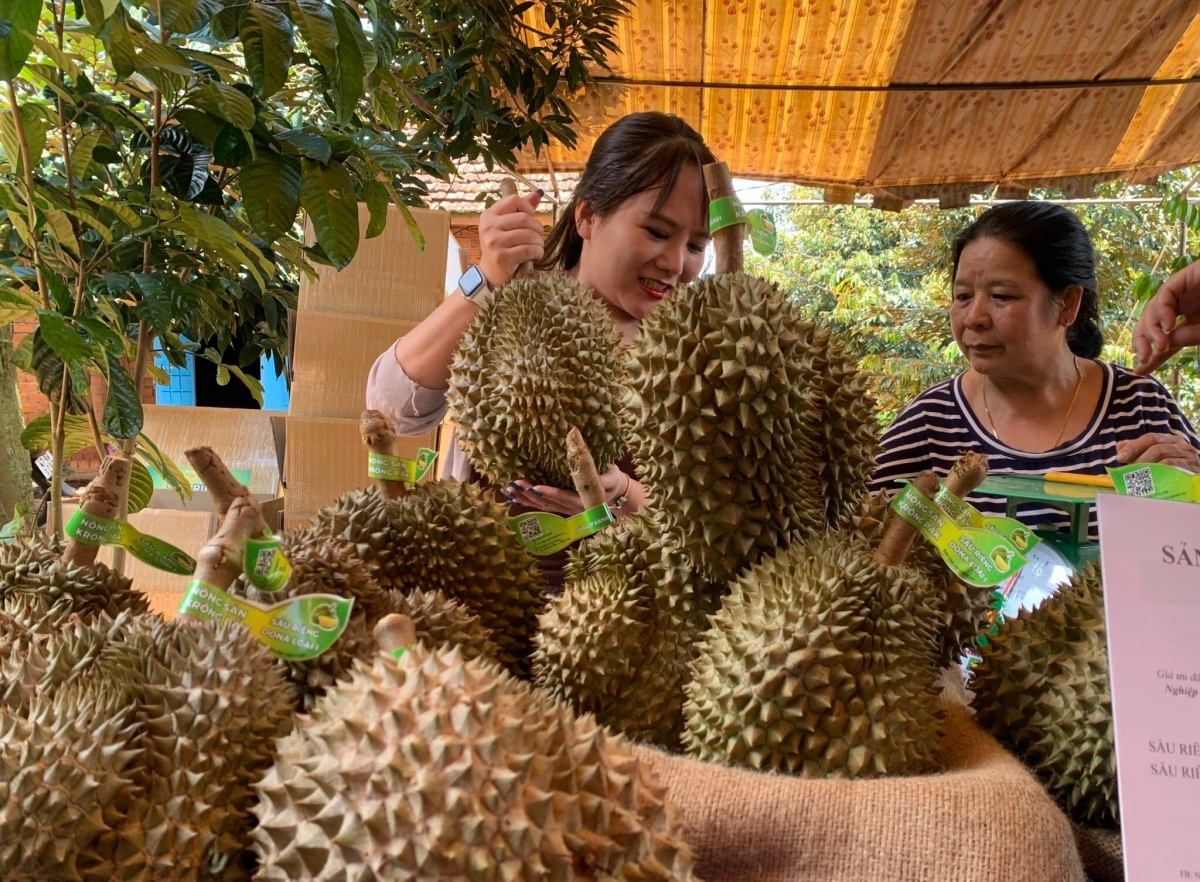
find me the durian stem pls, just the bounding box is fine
[704,162,745,275]
[184,446,267,535]
[373,613,417,654]
[944,451,990,498]
[180,496,262,627]
[498,178,535,279]
[566,427,606,510]
[62,454,132,569]
[873,470,941,567]
[360,409,408,500]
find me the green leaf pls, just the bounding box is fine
[135,41,198,77]
[275,128,331,161]
[0,103,46,177]
[30,35,83,80]
[158,0,223,35]
[102,351,143,440]
[170,204,268,291]
[242,152,301,242]
[240,2,293,97]
[382,177,424,251]
[300,156,358,269]
[98,9,137,79]
[137,433,193,503]
[363,178,387,239]
[173,107,225,149]
[0,0,42,80]
[76,316,124,355]
[11,330,32,370]
[289,0,338,70]
[330,1,366,124]
[36,310,91,363]
[0,285,38,322]
[44,210,77,255]
[193,81,256,130]
[127,458,153,514]
[223,363,263,405]
[20,413,100,458]
[71,130,102,180]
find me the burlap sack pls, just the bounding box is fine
[635,702,1086,882]
[1074,825,1123,882]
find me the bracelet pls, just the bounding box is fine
[612,473,632,510]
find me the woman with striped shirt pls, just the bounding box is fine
[871,202,1200,539]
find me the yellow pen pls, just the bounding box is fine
[1043,471,1114,489]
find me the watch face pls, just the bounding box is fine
[460,266,484,298]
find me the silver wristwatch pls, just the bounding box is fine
[459,265,494,309]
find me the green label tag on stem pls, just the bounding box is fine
[746,209,777,255]
[244,530,292,592]
[934,487,1040,552]
[65,509,196,575]
[368,449,438,484]
[177,580,354,661]
[709,194,748,234]
[892,485,1027,587]
[1107,463,1200,503]
[508,503,615,556]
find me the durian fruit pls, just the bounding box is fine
[971,564,1117,826]
[314,480,543,676]
[446,271,628,488]
[386,587,502,664]
[626,271,878,583]
[252,641,700,881]
[229,527,390,709]
[534,512,723,748]
[683,529,945,778]
[852,489,989,666]
[0,535,149,619]
[0,684,142,881]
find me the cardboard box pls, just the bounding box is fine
[298,205,452,321]
[139,404,286,511]
[93,508,217,618]
[289,311,417,420]
[284,417,437,526]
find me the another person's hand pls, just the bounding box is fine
[1132,261,1200,375]
[1115,431,1200,472]
[478,189,545,290]
[503,464,643,517]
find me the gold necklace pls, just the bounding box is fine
[981,356,1082,449]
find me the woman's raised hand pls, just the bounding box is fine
[1115,431,1200,472]
[478,189,545,289]
[1132,261,1200,375]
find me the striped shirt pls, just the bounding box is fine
[869,361,1200,540]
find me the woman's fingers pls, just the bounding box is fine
[502,481,583,517]
[479,192,545,287]
[1117,431,1199,467]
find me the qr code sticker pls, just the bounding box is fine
[518,518,543,542]
[254,548,275,577]
[1123,467,1155,497]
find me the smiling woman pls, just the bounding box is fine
[364,112,715,589]
[871,201,1200,539]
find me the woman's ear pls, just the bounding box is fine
[575,200,596,241]
[1060,284,1084,326]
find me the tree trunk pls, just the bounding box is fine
[0,324,33,524]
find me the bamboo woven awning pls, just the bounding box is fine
[518,0,1200,201]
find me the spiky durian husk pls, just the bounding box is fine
[851,490,990,665]
[387,587,502,663]
[626,272,877,583]
[230,527,387,710]
[818,347,881,531]
[252,643,700,881]
[446,272,627,488]
[684,532,945,778]
[311,486,401,586]
[0,611,295,881]
[534,512,723,748]
[0,536,148,619]
[972,564,1116,826]
[0,686,142,881]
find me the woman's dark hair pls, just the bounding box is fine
[952,201,1103,358]
[538,112,716,271]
